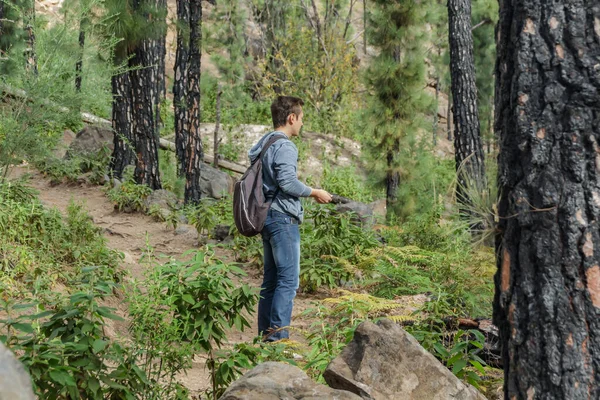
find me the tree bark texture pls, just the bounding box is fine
[129,0,162,190]
[213,84,222,168]
[174,0,190,177]
[184,0,203,204]
[494,0,600,398]
[386,140,400,220]
[110,72,134,179]
[154,0,167,132]
[75,25,85,92]
[447,0,486,205]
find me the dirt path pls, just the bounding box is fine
[13,165,320,396]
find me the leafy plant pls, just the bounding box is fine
[107,179,152,212]
[0,267,148,399]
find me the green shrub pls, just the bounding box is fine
[106,179,152,213]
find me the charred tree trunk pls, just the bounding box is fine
[385,140,400,220]
[213,84,222,168]
[494,0,600,398]
[433,77,440,146]
[75,22,85,92]
[154,0,167,132]
[184,0,203,204]
[174,0,190,176]
[129,0,162,190]
[110,71,134,179]
[447,0,486,207]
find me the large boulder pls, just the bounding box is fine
[324,319,486,400]
[0,342,36,400]
[201,164,233,199]
[66,125,114,158]
[219,362,361,400]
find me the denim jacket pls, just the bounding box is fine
[248,131,312,223]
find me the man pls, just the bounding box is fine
[248,96,332,341]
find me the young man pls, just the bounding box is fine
[248,96,332,341]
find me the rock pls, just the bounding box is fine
[212,224,232,241]
[66,125,114,159]
[220,362,361,400]
[174,225,199,240]
[112,178,122,190]
[122,251,135,264]
[335,201,375,226]
[200,164,233,199]
[53,129,76,158]
[0,342,36,400]
[324,319,486,400]
[144,189,178,211]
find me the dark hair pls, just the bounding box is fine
[271,96,304,128]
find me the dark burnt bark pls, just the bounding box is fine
[184,0,203,204]
[385,139,400,220]
[494,1,600,398]
[110,71,134,179]
[174,0,190,176]
[129,0,162,190]
[75,23,85,92]
[447,0,486,207]
[154,0,167,132]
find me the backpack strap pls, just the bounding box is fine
[258,134,287,202]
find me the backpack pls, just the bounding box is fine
[233,135,285,237]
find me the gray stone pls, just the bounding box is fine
[53,129,76,158]
[112,178,122,190]
[66,125,114,158]
[212,224,232,241]
[220,362,361,400]
[174,225,199,240]
[0,342,35,400]
[324,319,486,400]
[200,164,233,199]
[144,189,179,211]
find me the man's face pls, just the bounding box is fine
[289,108,304,137]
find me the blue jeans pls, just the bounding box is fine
[258,209,300,341]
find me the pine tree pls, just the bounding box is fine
[494,0,600,397]
[174,0,203,204]
[363,0,432,220]
[472,0,498,153]
[447,0,486,213]
[105,0,166,188]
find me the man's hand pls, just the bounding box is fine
[310,188,333,204]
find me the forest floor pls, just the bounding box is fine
[11,164,430,397]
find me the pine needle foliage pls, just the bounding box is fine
[362,0,434,218]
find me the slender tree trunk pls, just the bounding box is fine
[110,71,134,179]
[385,140,400,220]
[184,0,203,204]
[154,0,167,132]
[447,97,452,141]
[129,0,162,190]
[433,77,439,146]
[75,22,85,92]
[0,2,4,40]
[213,84,222,168]
[24,0,37,75]
[174,0,190,176]
[362,0,367,55]
[447,0,486,206]
[494,0,600,398]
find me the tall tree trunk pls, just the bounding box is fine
[447,0,486,208]
[385,140,400,220]
[24,0,37,75]
[184,0,203,204]
[129,0,162,190]
[154,0,167,132]
[174,0,190,176]
[213,84,222,168]
[110,71,134,179]
[433,77,439,146]
[494,0,600,398]
[75,23,85,92]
